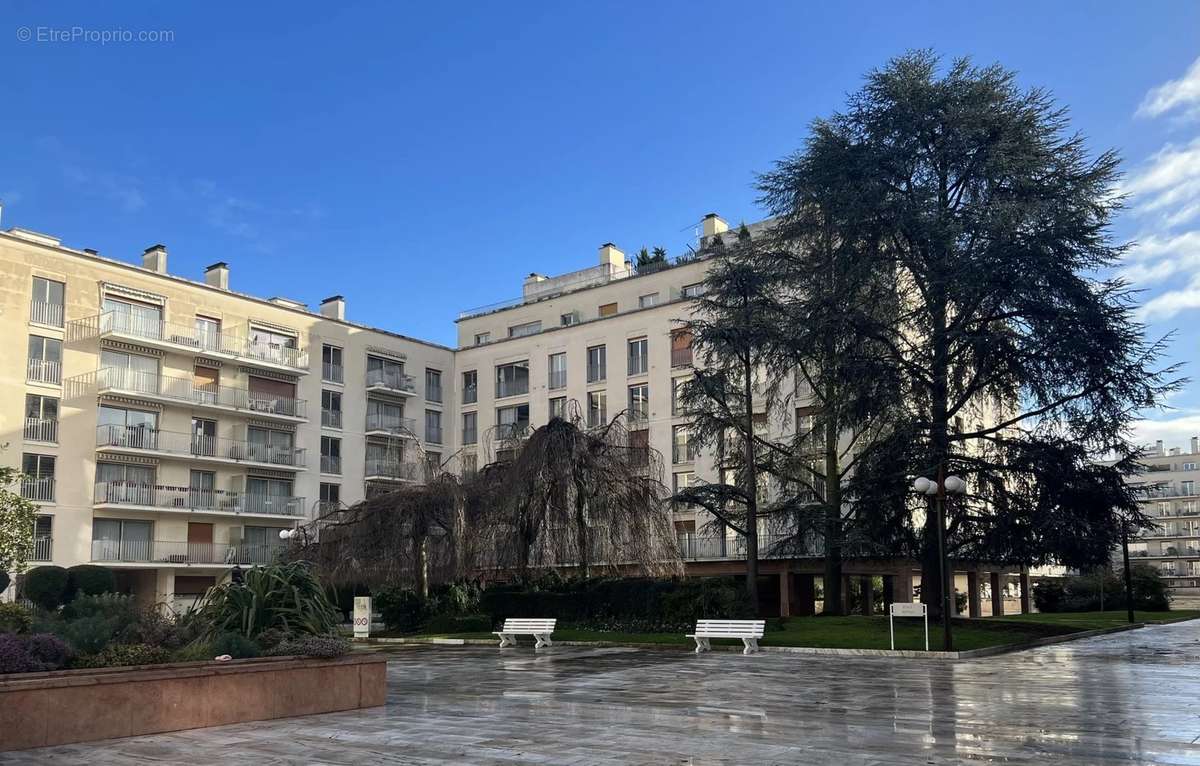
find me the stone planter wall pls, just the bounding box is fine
[0,653,388,751]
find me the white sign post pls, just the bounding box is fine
[353,596,372,639]
[889,602,928,651]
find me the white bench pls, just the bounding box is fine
[687,619,766,655]
[493,618,557,648]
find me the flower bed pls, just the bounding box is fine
[0,652,387,751]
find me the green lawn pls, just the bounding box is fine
[993,610,1200,631]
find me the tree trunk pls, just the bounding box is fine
[451,495,467,578]
[743,354,760,612]
[414,534,429,599]
[922,264,951,623]
[574,478,591,579]
[822,410,844,616]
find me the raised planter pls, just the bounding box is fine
[0,653,387,752]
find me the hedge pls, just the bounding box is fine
[67,565,117,600]
[22,566,70,610]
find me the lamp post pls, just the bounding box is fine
[912,471,967,652]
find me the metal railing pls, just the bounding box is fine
[496,423,530,441]
[459,262,636,319]
[322,409,343,429]
[87,368,307,419]
[320,455,342,475]
[96,424,305,468]
[366,368,416,393]
[93,481,304,516]
[673,442,699,463]
[462,386,477,404]
[364,458,419,481]
[426,426,443,445]
[426,385,443,403]
[587,364,605,383]
[365,413,415,434]
[628,354,648,376]
[27,358,62,385]
[24,417,58,443]
[671,348,693,368]
[31,536,52,561]
[462,427,477,445]
[21,476,55,502]
[91,538,287,565]
[322,362,343,383]
[496,379,529,399]
[30,301,64,327]
[548,370,567,390]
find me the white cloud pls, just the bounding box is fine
[1138,272,1200,320]
[1121,138,1200,228]
[1137,56,1200,120]
[1131,411,1200,451]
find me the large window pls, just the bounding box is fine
[245,477,295,515]
[496,403,530,439]
[681,283,705,299]
[628,338,648,375]
[97,405,159,449]
[322,389,343,429]
[249,426,295,465]
[426,369,442,402]
[21,453,55,501]
[587,345,606,383]
[95,462,156,504]
[462,411,478,444]
[671,330,693,368]
[32,516,52,561]
[548,352,567,390]
[24,394,59,443]
[319,482,341,511]
[508,321,542,338]
[474,332,491,346]
[367,355,408,390]
[628,384,649,423]
[30,277,65,327]
[672,377,688,416]
[91,518,153,561]
[100,348,158,393]
[638,293,659,309]
[27,335,63,384]
[425,410,443,444]
[322,345,343,383]
[367,398,406,432]
[462,370,478,404]
[549,396,567,420]
[102,296,162,337]
[320,436,341,474]
[195,316,222,352]
[496,361,529,398]
[587,391,607,428]
[672,425,696,463]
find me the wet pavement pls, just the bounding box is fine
[5,620,1200,765]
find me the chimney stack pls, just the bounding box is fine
[319,295,346,321]
[1191,437,1198,454]
[142,244,168,273]
[701,212,729,241]
[1155,439,1164,456]
[205,262,230,290]
[598,242,625,270]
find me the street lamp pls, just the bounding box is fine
[912,472,967,651]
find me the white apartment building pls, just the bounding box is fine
[1121,440,1200,607]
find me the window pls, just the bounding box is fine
[496,361,529,398]
[548,352,567,390]
[672,425,696,463]
[508,321,542,338]
[474,332,491,346]
[248,326,297,350]
[21,453,56,501]
[629,428,650,466]
[248,426,295,465]
[191,418,217,457]
[102,296,162,337]
[462,370,478,404]
[194,316,222,352]
[1186,463,1198,471]
[561,312,580,326]
[27,335,63,384]
[30,277,65,327]
[588,391,607,428]
[425,452,442,478]
[97,405,159,449]
[320,436,342,474]
[319,483,341,512]
[796,408,818,451]
[31,515,52,561]
[673,472,696,508]
[462,412,478,444]
[628,338,648,375]
[639,293,659,309]
[671,330,693,368]
[100,348,159,393]
[321,390,343,429]
[587,345,606,383]
[367,355,409,391]
[95,461,156,504]
[1184,481,1196,497]
[461,453,478,478]
[628,384,649,423]
[681,282,705,298]
[497,403,530,439]
[598,302,618,317]
[426,369,443,403]
[24,394,59,443]
[367,398,407,434]
[188,470,215,507]
[549,396,567,420]
[672,377,688,416]
[91,518,152,562]
[425,410,443,444]
[322,345,344,383]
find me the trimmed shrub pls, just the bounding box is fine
[1034,566,1172,613]
[66,565,117,600]
[24,633,70,668]
[0,602,33,634]
[73,643,169,669]
[0,633,70,674]
[375,587,428,633]
[421,613,491,634]
[22,566,69,611]
[171,642,217,663]
[254,627,291,651]
[211,631,261,659]
[269,633,351,659]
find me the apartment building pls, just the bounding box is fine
[1,228,454,610]
[1121,440,1200,607]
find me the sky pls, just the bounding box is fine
[2,1,1200,447]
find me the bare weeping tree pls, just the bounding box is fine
[481,403,682,578]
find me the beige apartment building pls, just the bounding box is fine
[1,227,455,609]
[1121,440,1200,607]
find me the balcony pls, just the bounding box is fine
[93,481,305,517]
[79,368,307,422]
[365,368,416,396]
[671,348,693,368]
[30,300,64,328]
[364,458,419,482]
[27,359,61,385]
[90,538,287,566]
[322,362,343,383]
[676,533,820,562]
[496,423,530,441]
[21,476,55,502]
[365,413,416,437]
[673,442,699,464]
[321,409,343,429]
[31,535,52,561]
[23,417,58,444]
[426,427,443,445]
[548,370,567,390]
[320,455,342,475]
[496,380,529,399]
[95,425,306,470]
[70,312,309,374]
[427,385,443,403]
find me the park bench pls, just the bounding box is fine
[493,618,557,648]
[687,619,766,655]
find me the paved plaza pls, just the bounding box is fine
[6,620,1200,765]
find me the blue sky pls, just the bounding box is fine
[2,2,1200,446]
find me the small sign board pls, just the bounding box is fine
[889,601,928,651]
[353,596,372,639]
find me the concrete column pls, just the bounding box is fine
[779,570,792,618]
[891,570,914,604]
[967,570,982,618]
[840,574,851,615]
[990,571,1004,617]
[1019,569,1032,614]
[861,576,874,616]
[794,574,816,616]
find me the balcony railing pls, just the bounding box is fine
[91,538,287,565]
[462,386,477,405]
[30,301,64,328]
[462,428,478,445]
[427,385,443,403]
[426,427,443,445]
[364,458,419,481]
[31,535,52,561]
[496,423,530,441]
[24,417,58,443]
[93,481,305,516]
[96,424,305,468]
[673,442,699,463]
[587,365,605,383]
[322,409,343,429]
[496,380,529,399]
[676,533,821,561]
[366,368,416,394]
[365,413,415,435]
[320,455,342,475]
[86,368,307,419]
[21,476,55,502]
[27,358,62,385]
[628,355,649,376]
[548,370,567,390]
[671,348,693,368]
[322,362,343,383]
